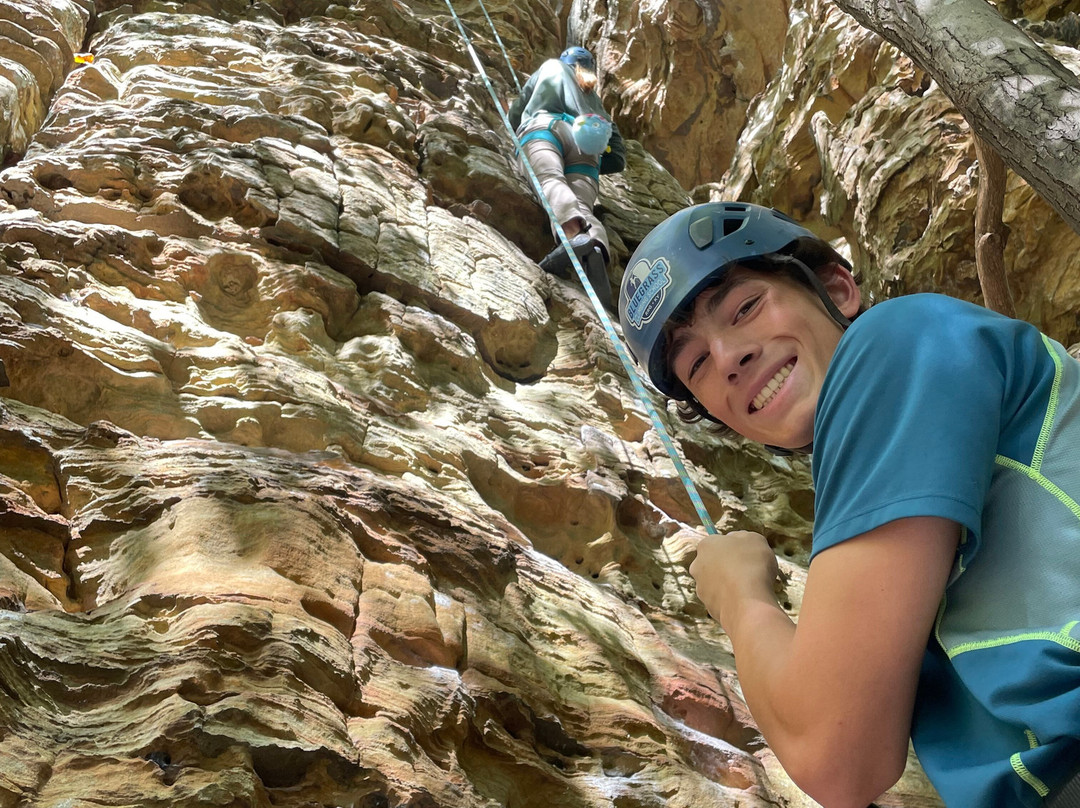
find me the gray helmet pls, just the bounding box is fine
[619,202,850,400]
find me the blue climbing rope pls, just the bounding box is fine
[441,0,718,535]
[475,0,523,95]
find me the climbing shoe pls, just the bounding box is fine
[583,244,616,314]
[538,233,597,279]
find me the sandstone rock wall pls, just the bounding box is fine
[7,0,1075,804]
[579,0,790,189]
[0,1,853,807]
[0,0,88,163]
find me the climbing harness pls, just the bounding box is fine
[441,0,718,535]
[518,113,610,160]
[518,113,611,158]
[516,114,609,181]
[517,121,562,152]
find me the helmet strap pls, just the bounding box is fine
[774,254,852,329]
[764,442,813,456]
[763,254,841,456]
[685,395,724,425]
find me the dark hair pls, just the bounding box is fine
[663,238,865,433]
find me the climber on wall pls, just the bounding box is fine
[618,201,1080,808]
[508,46,626,311]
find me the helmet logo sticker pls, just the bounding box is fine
[624,257,672,329]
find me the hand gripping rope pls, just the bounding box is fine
[442,0,718,535]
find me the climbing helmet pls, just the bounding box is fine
[559,46,595,70]
[618,202,851,400]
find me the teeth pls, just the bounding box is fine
[751,362,794,412]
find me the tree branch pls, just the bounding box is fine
[972,134,1014,317]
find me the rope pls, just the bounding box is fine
[441,0,718,535]
[474,0,523,94]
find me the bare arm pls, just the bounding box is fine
[690,517,959,808]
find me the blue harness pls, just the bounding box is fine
[518,114,604,181]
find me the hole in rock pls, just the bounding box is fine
[251,745,312,789]
[38,173,73,191]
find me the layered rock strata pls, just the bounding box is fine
[6,0,1076,805]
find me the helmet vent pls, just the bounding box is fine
[722,217,745,236]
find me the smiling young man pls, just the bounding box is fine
[619,202,1080,808]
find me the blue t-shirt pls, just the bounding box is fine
[811,294,1080,807]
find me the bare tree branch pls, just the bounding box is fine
[831,0,1080,235]
[972,134,1014,317]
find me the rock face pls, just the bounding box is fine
[0,1,824,806]
[586,0,790,189]
[0,0,1073,806]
